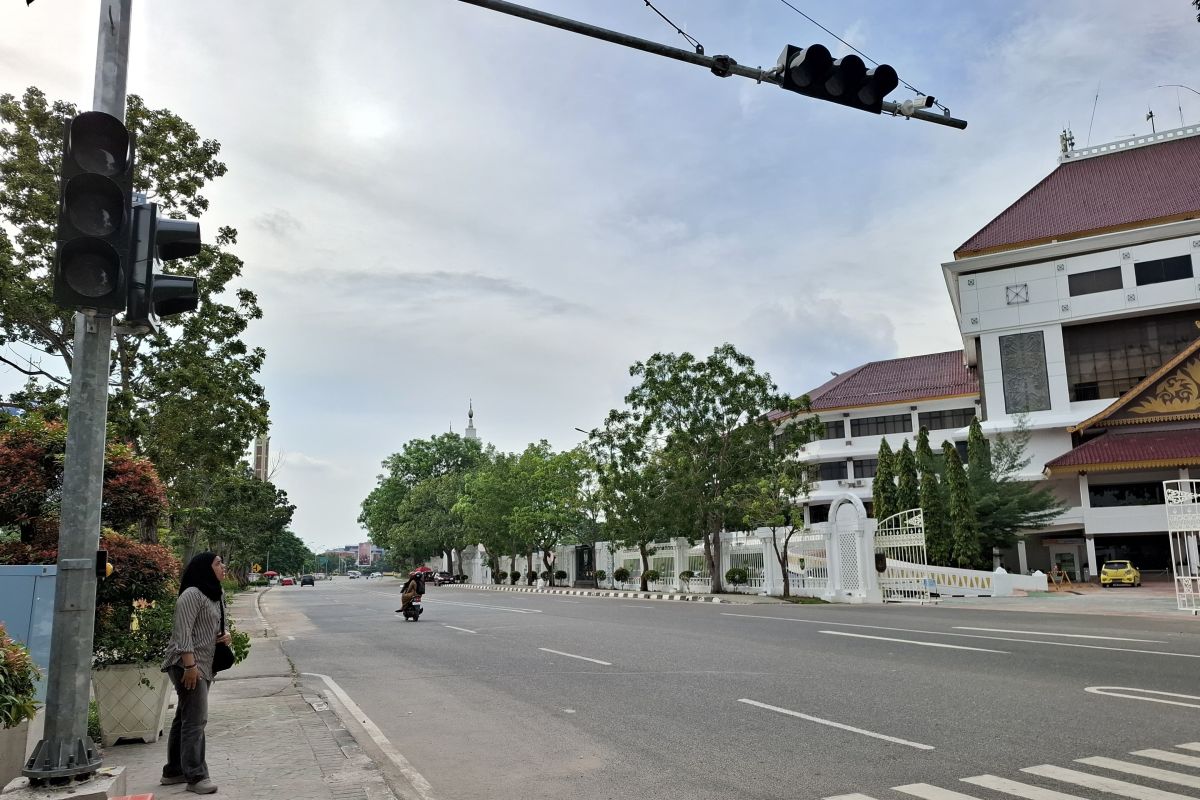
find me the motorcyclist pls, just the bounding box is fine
[396,571,426,614]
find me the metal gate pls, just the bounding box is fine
[1164,480,1200,615]
[787,532,829,597]
[874,508,934,604]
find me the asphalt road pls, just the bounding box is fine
[266,580,1200,800]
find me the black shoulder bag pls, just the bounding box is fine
[214,597,235,674]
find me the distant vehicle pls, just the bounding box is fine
[433,571,457,586]
[1100,560,1141,587]
[280,577,295,586]
[313,572,326,580]
[347,573,359,579]
[300,575,315,586]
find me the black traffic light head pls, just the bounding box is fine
[777,44,900,114]
[125,202,201,333]
[53,112,135,310]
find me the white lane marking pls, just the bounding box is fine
[893,784,982,799]
[1084,687,1200,710]
[538,647,612,666]
[1022,764,1197,799]
[953,626,1166,643]
[1132,748,1200,769]
[962,774,1086,799]
[443,625,477,634]
[552,600,580,604]
[429,600,543,614]
[1078,756,1200,790]
[622,604,656,609]
[1179,742,1200,752]
[303,672,437,800]
[287,635,296,641]
[720,613,1200,659]
[737,698,935,751]
[820,630,1008,654]
[824,795,883,800]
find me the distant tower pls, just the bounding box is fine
[253,434,270,481]
[464,400,478,440]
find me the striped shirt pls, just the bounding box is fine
[162,587,224,681]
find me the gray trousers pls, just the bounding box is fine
[163,666,210,783]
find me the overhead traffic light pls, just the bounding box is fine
[776,44,899,114]
[125,201,201,332]
[52,112,135,310]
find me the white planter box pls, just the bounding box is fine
[91,664,172,747]
[0,720,29,790]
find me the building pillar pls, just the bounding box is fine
[1085,535,1098,582]
[1017,539,1029,574]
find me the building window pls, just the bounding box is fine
[850,413,912,437]
[1067,266,1123,296]
[854,458,878,479]
[999,331,1051,413]
[808,504,830,523]
[812,461,848,482]
[1088,481,1166,507]
[1134,255,1193,286]
[917,407,977,431]
[1064,309,1200,401]
[817,418,845,440]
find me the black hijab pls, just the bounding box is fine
[179,552,223,602]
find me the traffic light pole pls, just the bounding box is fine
[24,0,131,784]
[456,0,967,129]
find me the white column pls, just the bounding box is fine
[1085,535,1098,582]
[1017,539,1029,574]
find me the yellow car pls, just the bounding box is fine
[1100,560,1141,587]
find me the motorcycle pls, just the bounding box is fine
[400,597,423,621]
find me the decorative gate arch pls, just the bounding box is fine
[1165,480,1200,615]
[874,508,934,604]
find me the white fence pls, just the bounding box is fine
[875,509,932,604]
[786,533,829,597]
[1165,480,1200,615]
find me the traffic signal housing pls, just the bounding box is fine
[125,202,201,333]
[52,112,135,311]
[776,44,899,114]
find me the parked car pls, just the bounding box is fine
[347,573,359,579]
[280,577,295,586]
[300,574,316,586]
[1100,560,1141,587]
[432,571,457,586]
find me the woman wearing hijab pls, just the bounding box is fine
[396,570,425,615]
[160,552,230,795]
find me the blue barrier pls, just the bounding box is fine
[0,565,57,703]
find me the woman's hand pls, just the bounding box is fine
[216,631,232,646]
[182,666,199,690]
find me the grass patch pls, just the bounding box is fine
[780,596,829,604]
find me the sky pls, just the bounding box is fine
[2,0,1198,554]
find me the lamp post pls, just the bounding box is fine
[1158,84,1200,127]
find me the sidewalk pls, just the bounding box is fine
[940,581,1191,619]
[100,589,399,800]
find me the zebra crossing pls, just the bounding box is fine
[824,742,1200,799]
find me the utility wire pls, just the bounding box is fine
[642,0,703,54]
[775,0,948,113]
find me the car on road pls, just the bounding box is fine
[1100,560,1141,587]
[280,577,295,586]
[300,574,315,586]
[432,571,458,586]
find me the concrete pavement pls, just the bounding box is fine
[97,589,401,800]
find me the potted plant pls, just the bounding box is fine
[553,569,568,585]
[678,570,695,591]
[0,623,40,789]
[496,570,508,584]
[612,567,631,587]
[642,568,661,590]
[509,571,520,585]
[526,570,537,586]
[594,569,607,588]
[90,532,180,747]
[725,567,749,590]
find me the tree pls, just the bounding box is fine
[915,428,951,566]
[970,417,1064,557]
[508,444,590,587]
[942,441,981,568]
[872,439,896,521]
[0,88,270,556]
[456,451,522,582]
[609,344,788,593]
[894,439,919,515]
[204,465,295,583]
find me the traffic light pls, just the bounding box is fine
[52,112,135,310]
[776,44,899,114]
[125,202,201,332]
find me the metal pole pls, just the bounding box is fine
[24,0,131,784]
[455,0,967,129]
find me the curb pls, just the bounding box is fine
[252,586,276,637]
[458,584,727,603]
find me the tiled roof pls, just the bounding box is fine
[1044,428,1200,473]
[956,134,1200,257]
[801,350,978,412]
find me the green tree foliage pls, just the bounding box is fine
[602,343,790,593]
[915,428,951,566]
[508,443,591,586]
[872,439,896,521]
[894,439,919,515]
[966,418,992,497]
[204,465,295,583]
[942,442,981,568]
[456,451,522,581]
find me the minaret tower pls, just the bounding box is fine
[464,400,478,440]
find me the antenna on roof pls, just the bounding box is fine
[1086,81,1100,145]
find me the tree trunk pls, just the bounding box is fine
[638,543,650,591]
[525,551,534,584]
[542,551,554,586]
[704,529,723,593]
[137,515,158,543]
